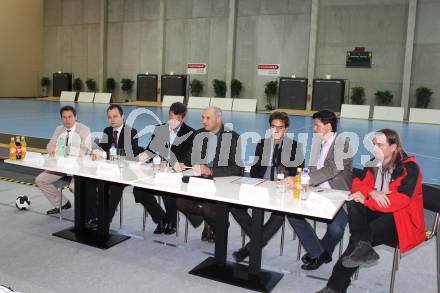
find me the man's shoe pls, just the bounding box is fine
[342,241,380,268]
[46,201,71,215]
[301,251,332,270]
[301,253,312,264]
[85,218,98,230]
[163,222,177,235]
[201,223,210,241]
[232,246,250,262]
[207,228,215,243]
[315,287,343,293]
[62,201,71,210]
[154,220,166,234]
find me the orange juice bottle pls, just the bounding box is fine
[9,137,16,160]
[293,167,302,199]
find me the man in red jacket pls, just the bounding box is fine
[317,128,425,293]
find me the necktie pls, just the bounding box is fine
[113,130,118,146]
[65,129,71,146]
[270,143,280,180]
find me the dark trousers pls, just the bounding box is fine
[176,198,217,228]
[133,187,177,226]
[231,207,284,249]
[287,209,347,258]
[327,201,398,292]
[84,178,124,223]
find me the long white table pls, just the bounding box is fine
[6,153,348,292]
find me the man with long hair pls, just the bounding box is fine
[317,129,426,293]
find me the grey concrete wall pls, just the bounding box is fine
[164,0,229,98]
[316,0,408,106]
[41,0,440,111]
[107,0,161,101]
[235,0,311,110]
[411,0,440,109]
[43,0,101,95]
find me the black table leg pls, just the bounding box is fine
[53,176,130,249]
[190,205,283,292]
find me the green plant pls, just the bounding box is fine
[375,90,393,106]
[85,78,97,92]
[264,80,278,110]
[41,77,50,88]
[350,86,365,105]
[415,86,433,108]
[230,79,243,99]
[106,78,116,93]
[72,78,83,92]
[121,78,134,93]
[190,79,204,97]
[212,79,227,97]
[40,77,51,96]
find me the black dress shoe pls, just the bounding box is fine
[201,223,210,241]
[342,241,379,268]
[232,246,250,262]
[301,253,312,264]
[85,218,98,230]
[154,220,166,234]
[163,222,177,235]
[46,201,71,215]
[207,227,215,243]
[301,251,332,270]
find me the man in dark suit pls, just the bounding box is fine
[231,111,305,262]
[133,102,194,234]
[86,104,142,226]
[176,106,244,242]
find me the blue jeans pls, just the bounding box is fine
[287,209,347,258]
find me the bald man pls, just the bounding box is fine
[177,107,244,242]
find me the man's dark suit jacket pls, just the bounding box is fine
[250,137,305,179]
[145,122,194,165]
[184,124,243,177]
[98,124,142,159]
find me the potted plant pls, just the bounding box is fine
[212,79,227,97]
[85,78,97,92]
[72,78,83,92]
[350,86,365,105]
[41,77,50,97]
[106,78,116,93]
[264,80,278,110]
[375,90,393,106]
[230,79,243,99]
[415,86,433,108]
[121,78,134,101]
[190,79,204,97]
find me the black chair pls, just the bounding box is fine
[354,183,440,293]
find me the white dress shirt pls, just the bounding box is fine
[316,133,336,189]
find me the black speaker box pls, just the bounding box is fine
[278,77,308,110]
[53,72,72,97]
[137,74,158,101]
[160,75,187,101]
[311,79,345,112]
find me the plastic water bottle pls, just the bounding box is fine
[301,168,311,200]
[57,136,66,157]
[153,154,161,173]
[109,144,117,161]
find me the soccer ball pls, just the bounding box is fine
[15,196,31,210]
